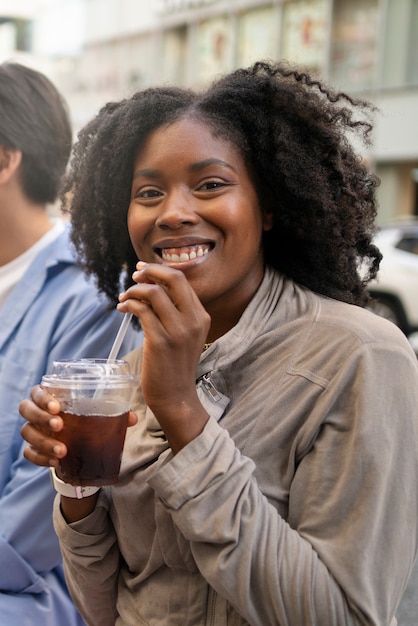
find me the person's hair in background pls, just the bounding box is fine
[0,62,72,204]
[62,61,381,310]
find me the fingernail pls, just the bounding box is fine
[49,417,61,430]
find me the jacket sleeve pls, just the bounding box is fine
[54,492,120,626]
[0,278,141,625]
[147,340,418,626]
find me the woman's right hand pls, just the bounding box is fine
[19,385,67,468]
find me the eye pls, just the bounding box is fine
[197,180,227,191]
[133,187,163,200]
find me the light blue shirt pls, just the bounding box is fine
[0,224,142,625]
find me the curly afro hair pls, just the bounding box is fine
[61,60,381,309]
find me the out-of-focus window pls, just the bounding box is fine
[280,0,328,74]
[0,18,32,54]
[382,0,418,87]
[0,22,15,56]
[196,15,233,85]
[237,6,278,68]
[125,34,158,91]
[161,26,188,85]
[330,0,379,90]
[407,0,418,84]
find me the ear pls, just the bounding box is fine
[262,209,274,232]
[0,146,22,184]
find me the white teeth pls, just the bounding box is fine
[161,245,210,263]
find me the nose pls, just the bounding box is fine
[155,189,199,229]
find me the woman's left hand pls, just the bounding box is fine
[117,262,211,452]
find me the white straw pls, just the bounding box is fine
[107,312,133,361]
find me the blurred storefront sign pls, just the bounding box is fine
[157,0,218,13]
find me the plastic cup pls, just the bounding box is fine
[41,358,137,486]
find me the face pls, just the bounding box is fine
[128,117,272,316]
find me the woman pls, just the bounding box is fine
[19,61,418,626]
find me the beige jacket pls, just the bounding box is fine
[54,267,418,626]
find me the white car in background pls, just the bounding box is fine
[366,221,418,337]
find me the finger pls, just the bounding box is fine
[119,290,209,362]
[19,397,64,432]
[20,421,67,455]
[135,263,206,322]
[120,278,175,310]
[23,444,61,468]
[32,384,61,415]
[122,267,207,334]
[122,263,189,306]
[132,263,197,313]
[128,410,138,427]
[21,422,67,467]
[117,285,177,341]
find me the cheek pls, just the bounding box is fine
[127,207,149,256]
[127,206,136,239]
[242,209,266,244]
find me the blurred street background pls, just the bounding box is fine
[1,0,417,226]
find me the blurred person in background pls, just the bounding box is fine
[20,61,418,626]
[0,62,141,625]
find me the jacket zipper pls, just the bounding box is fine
[200,372,222,402]
[206,586,218,626]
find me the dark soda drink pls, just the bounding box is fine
[42,360,137,486]
[56,403,129,486]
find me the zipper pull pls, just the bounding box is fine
[201,372,221,402]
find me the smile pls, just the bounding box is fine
[161,244,211,263]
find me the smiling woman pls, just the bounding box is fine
[19,60,418,626]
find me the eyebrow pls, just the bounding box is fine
[132,158,237,180]
[132,168,160,180]
[189,158,236,173]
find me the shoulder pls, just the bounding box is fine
[314,294,410,349]
[48,223,78,263]
[287,288,418,389]
[40,226,101,298]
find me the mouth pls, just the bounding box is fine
[156,243,213,264]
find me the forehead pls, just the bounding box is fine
[134,117,244,167]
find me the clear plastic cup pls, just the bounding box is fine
[42,358,137,486]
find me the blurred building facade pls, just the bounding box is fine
[0,0,417,224]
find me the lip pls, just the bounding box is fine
[153,236,213,250]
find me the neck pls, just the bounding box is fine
[203,266,264,344]
[204,295,253,344]
[0,198,53,266]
